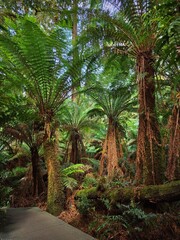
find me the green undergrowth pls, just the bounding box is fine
[0,166,28,207]
[87,210,180,240]
[75,178,180,240]
[81,201,180,240]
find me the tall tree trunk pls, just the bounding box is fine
[70,130,86,164]
[135,51,164,185]
[166,101,180,180]
[100,118,124,178]
[44,123,65,215]
[30,146,45,196]
[70,130,79,163]
[71,0,79,101]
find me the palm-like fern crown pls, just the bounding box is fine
[0,17,72,118]
[59,101,96,131]
[4,124,33,148]
[86,0,158,56]
[3,122,44,149]
[88,85,134,121]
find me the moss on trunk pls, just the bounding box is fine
[76,181,180,207]
[44,130,65,216]
[109,181,180,204]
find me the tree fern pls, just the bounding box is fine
[87,84,135,178]
[0,17,71,119]
[59,100,97,164]
[80,0,170,184]
[87,85,135,120]
[0,16,75,214]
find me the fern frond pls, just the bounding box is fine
[62,163,85,177]
[87,84,135,120]
[0,17,73,118]
[62,176,78,190]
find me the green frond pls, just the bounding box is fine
[0,133,14,153]
[0,17,72,117]
[87,85,135,120]
[62,163,85,176]
[62,176,78,190]
[81,0,158,59]
[105,12,139,50]
[4,124,32,144]
[59,101,97,131]
[8,143,31,161]
[87,107,105,118]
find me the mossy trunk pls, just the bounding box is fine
[136,52,164,185]
[76,180,180,206]
[166,102,180,180]
[99,118,124,178]
[44,128,65,216]
[31,146,45,196]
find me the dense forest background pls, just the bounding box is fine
[0,0,179,239]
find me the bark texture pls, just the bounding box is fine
[100,118,124,178]
[44,126,65,216]
[69,130,85,164]
[166,102,180,180]
[76,180,180,205]
[71,0,79,101]
[135,51,164,185]
[30,146,45,196]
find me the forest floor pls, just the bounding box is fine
[58,192,91,235]
[10,181,180,240]
[8,193,180,240]
[58,192,180,240]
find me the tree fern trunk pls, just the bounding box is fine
[99,137,108,176]
[166,102,180,180]
[70,131,79,163]
[44,127,65,215]
[30,146,45,196]
[135,51,164,185]
[100,118,124,178]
